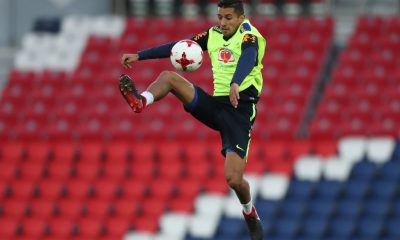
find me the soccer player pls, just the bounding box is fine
[120,0,266,239]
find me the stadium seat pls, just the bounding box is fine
[0,161,18,181]
[335,198,363,219]
[286,180,316,201]
[338,136,367,163]
[47,217,74,238]
[112,198,140,220]
[159,213,190,239]
[215,218,246,239]
[301,216,328,238]
[2,198,28,218]
[259,174,290,200]
[77,217,105,238]
[10,179,37,199]
[28,198,56,218]
[363,198,391,219]
[323,157,352,180]
[349,160,378,180]
[307,198,335,219]
[57,198,85,219]
[294,156,323,181]
[273,216,301,238]
[65,179,93,199]
[21,217,48,238]
[188,214,220,239]
[314,180,343,200]
[329,216,356,238]
[366,137,396,164]
[279,198,307,218]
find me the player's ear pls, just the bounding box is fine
[239,14,245,22]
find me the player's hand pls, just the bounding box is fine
[229,83,240,108]
[121,53,139,69]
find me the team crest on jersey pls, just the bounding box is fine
[218,48,235,63]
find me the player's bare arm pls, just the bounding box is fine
[121,53,139,69]
[230,83,240,108]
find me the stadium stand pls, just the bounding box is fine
[0,4,399,240]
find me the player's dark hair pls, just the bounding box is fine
[217,0,244,15]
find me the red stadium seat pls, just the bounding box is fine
[75,162,101,181]
[158,161,185,180]
[51,142,79,163]
[148,178,176,200]
[10,179,37,199]
[28,198,56,218]
[19,161,45,181]
[203,177,230,194]
[186,161,212,180]
[129,161,156,180]
[176,178,202,199]
[140,197,168,220]
[25,142,51,163]
[103,217,131,239]
[65,179,92,199]
[0,161,17,181]
[102,162,128,180]
[120,179,148,200]
[92,179,119,200]
[112,199,140,220]
[47,217,74,238]
[77,217,105,238]
[21,217,47,238]
[169,195,196,213]
[0,217,19,238]
[84,198,112,218]
[47,162,73,180]
[133,215,159,232]
[0,141,25,162]
[57,198,84,219]
[2,198,28,218]
[37,179,65,199]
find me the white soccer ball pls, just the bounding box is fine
[170,40,203,72]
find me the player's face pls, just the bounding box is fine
[217,7,245,37]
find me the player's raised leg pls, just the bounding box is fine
[225,151,264,240]
[119,71,195,113]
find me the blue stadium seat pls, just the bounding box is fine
[329,217,356,238]
[342,179,370,200]
[392,200,400,218]
[315,180,343,200]
[392,143,400,162]
[286,180,316,201]
[215,218,246,239]
[279,199,307,218]
[357,218,384,239]
[370,179,398,200]
[306,198,335,219]
[255,198,280,221]
[301,216,328,238]
[349,161,378,181]
[273,216,301,238]
[335,199,363,219]
[386,219,400,239]
[378,161,400,181]
[363,198,390,219]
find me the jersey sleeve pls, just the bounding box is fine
[241,33,258,50]
[191,30,209,51]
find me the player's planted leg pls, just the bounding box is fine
[225,151,264,240]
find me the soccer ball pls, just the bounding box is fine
[170,40,203,72]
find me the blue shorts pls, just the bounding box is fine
[184,85,257,160]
